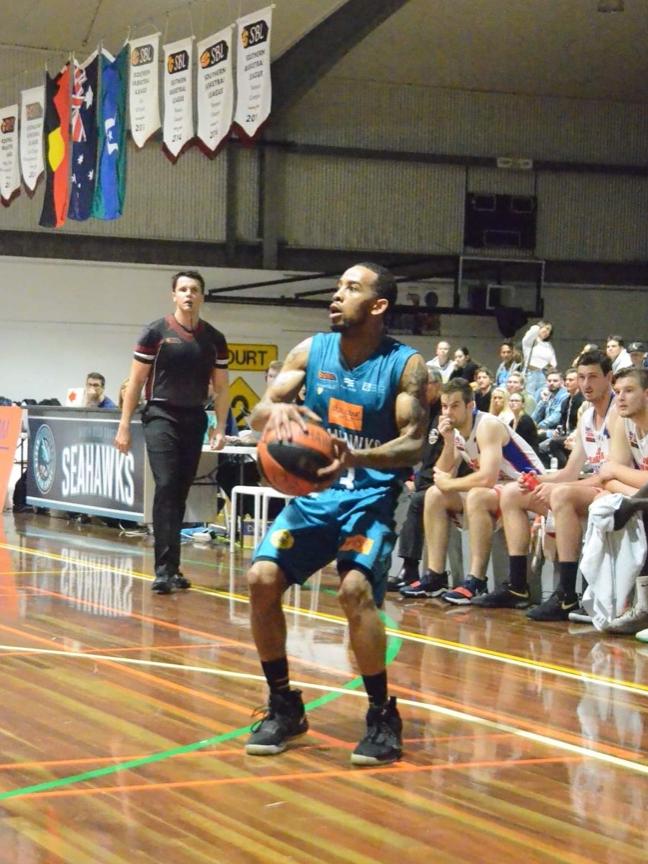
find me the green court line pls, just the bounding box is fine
[0,612,401,801]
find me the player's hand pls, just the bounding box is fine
[531,482,553,507]
[596,462,617,483]
[114,425,131,454]
[210,431,225,451]
[433,466,453,492]
[265,402,322,442]
[316,435,351,483]
[438,416,454,441]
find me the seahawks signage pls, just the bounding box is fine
[27,408,145,519]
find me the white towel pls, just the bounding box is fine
[580,494,646,631]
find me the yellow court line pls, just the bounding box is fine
[2,540,647,698]
[1,643,646,778]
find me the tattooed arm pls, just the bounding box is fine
[343,353,429,470]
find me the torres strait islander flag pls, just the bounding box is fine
[39,64,71,228]
[92,46,128,220]
[68,52,99,221]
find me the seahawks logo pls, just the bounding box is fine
[33,424,56,495]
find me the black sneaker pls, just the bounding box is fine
[245,689,308,755]
[442,576,488,605]
[471,582,530,609]
[526,590,579,621]
[386,566,418,593]
[400,571,449,598]
[172,571,191,590]
[351,696,403,766]
[152,573,174,594]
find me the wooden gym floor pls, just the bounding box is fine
[0,512,646,864]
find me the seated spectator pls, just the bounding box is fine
[495,340,522,386]
[84,372,116,409]
[606,335,633,374]
[533,370,568,462]
[628,342,648,369]
[489,387,515,427]
[450,346,479,384]
[545,367,583,469]
[506,370,536,415]
[426,339,455,382]
[473,366,494,412]
[508,392,539,453]
[522,320,556,399]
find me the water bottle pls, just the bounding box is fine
[549,456,558,471]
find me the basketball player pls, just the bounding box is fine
[115,271,230,594]
[244,262,428,765]
[478,350,616,619]
[401,377,544,603]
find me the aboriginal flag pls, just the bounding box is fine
[92,46,127,220]
[39,65,71,228]
[68,53,99,221]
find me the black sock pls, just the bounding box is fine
[508,556,528,593]
[423,568,446,581]
[261,657,290,694]
[402,557,419,574]
[558,562,579,598]
[363,670,388,707]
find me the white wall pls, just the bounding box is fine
[2,255,646,405]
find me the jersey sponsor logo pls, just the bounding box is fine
[270,529,294,550]
[318,370,336,381]
[361,381,385,394]
[340,534,374,555]
[328,397,363,432]
[164,337,182,344]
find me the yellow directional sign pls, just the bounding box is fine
[228,343,278,371]
[229,376,261,429]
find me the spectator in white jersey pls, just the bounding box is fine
[401,378,543,604]
[473,350,616,618]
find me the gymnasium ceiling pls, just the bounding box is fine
[1,0,647,104]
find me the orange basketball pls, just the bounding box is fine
[257,420,336,496]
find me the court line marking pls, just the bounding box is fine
[3,539,648,698]
[0,645,646,783]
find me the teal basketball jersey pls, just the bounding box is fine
[304,332,417,492]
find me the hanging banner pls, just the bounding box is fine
[163,36,194,160]
[233,6,272,140]
[68,52,99,221]
[39,64,71,229]
[128,34,161,148]
[20,85,45,194]
[196,26,234,156]
[92,45,128,221]
[0,105,20,206]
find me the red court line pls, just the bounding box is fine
[9,755,583,800]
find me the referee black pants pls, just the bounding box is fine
[142,405,207,579]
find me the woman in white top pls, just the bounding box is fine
[522,320,557,401]
[488,387,515,428]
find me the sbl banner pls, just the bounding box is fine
[129,34,161,148]
[0,406,22,511]
[19,85,45,193]
[26,409,146,520]
[163,36,194,160]
[233,6,272,140]
[0,105,20,205]
[196,26,234,155]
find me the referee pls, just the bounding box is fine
[115,270,230,593]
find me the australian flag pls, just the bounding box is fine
[68,53,98,221]
[92,45,128,220]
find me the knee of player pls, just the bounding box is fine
[465,486,495,514]
[247,563,285,604]
[499,481,524,510]
[337,571,373,615]
[424,484,446,511]
[548,484,574,512]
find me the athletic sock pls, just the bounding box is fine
[508,556,528,593]
[362,670,388,707]
[423,568,446,582]
[558,562,579,598]
[262,657,290,694]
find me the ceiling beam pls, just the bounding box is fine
[271,0,413,115]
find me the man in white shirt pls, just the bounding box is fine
[426,340,455,382]
[606,335,633,374]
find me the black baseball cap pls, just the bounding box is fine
[628,342,647,353]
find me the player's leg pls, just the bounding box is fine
[401,485,462,598]
[443,487,499,605]
[527,484,597,621]
[474,482,545,608]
